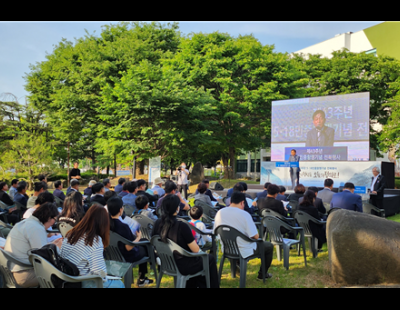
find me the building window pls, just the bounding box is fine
[365,48,377,57]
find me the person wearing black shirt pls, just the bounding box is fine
[14,181,29,208]
[69,161,81,181]
[136,179,159,208]
[151,194,219,288]
[108,196,153,287]
[90,183,107,206]
[0,182,19,225]
[298,186,326,219]
[298,190,327,251]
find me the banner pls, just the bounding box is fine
[148,156,161,187]
[260,161,382,193]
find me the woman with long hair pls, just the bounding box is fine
[151,195,219,288]
[298,190,327,252]
[58,191,85,227]
[60,204,124,288]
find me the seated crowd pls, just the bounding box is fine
[0,173,365,289]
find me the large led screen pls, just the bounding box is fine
[271,92,370,162]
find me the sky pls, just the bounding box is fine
[0,21,383,102]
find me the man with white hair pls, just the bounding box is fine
[370,166,386,210]
[84,180,97,197]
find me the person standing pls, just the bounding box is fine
[69,161,81,181]
[370,167,386,210]
[176,163,189,200]
[288,149,301,190]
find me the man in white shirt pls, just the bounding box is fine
[176,162,189,199]
[213,192,274,280]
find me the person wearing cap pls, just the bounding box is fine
[151,177,165,198]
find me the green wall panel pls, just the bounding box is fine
[364,22,400,60]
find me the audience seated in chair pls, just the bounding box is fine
[287,184,306,203]
[189,205,212,248]
[122,181,139,214]
[194,182,214,209]
[60,204,124,288]
[13,181,29,208]
[90,182,107,207]
[4,202,62,288]
[330,182,363,213]
[317,178,336,204]
[214,192,274,281]
[84,180,97,197]
[152,194,219,288]
[136,179,159,208]
[53,180,66,201]
[156,180,190,216]
[136,195,158,222]
[108,196,154,287]
[298,186,326,219]
[195,179,218,202]
[256,182,271,200]
[114,178,126,195]
[297,190,327,251]
[58,191,85,227]
[0,182,19,225]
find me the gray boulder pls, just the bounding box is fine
[190,162,204,185]
[327,209,400,285]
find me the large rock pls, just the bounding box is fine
[190,162,204,185]
[327,209,400,285]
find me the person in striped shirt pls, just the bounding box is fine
[60,204,124,288]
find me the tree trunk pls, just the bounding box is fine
[114,153,117,177]
[91,149,96,168]
[229,147,236,179]
[170,159,175,176]
[222,154,229,179]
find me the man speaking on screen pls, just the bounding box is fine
[306,110,335,147]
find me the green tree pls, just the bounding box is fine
[165,32,308,177]
[1,134,57,189]
[24,21,182,167]
[99,60,218,165]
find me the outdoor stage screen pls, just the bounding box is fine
[271,92,370,162]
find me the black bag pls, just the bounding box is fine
[30,243,82,288]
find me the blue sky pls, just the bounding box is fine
[0,21,383,102]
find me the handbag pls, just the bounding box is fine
[30,243,81,288]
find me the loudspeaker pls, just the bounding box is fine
[381,162,395,189]
[210,182,224,191]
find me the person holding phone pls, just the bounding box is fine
[107,196,154,287]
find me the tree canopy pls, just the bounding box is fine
[7,22,400,180]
